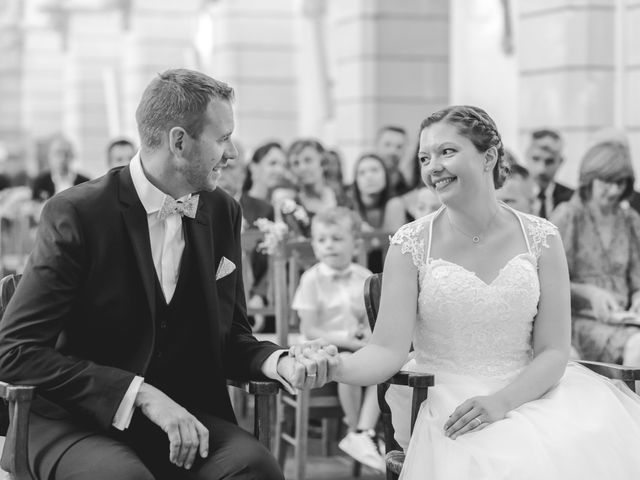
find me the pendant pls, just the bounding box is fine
[472,235,480,244]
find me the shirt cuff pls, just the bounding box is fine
[112,376,144,430]
[261,349,296,395]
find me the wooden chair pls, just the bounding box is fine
[0,274,280,480]
[272,232,392,480]
[271,238,348,480]
[364,272,640,480]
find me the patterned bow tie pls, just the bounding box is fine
[331,269,352,281]
[157,194,199,220]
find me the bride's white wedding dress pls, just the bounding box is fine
[385,205,640,479]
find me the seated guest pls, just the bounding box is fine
[292,208,384,472]
[375,125,410,196]
[107,138,136,169]
[525,129,573,218]
[244,141,288,203]
[350,153,392,272]
[323,148,350,206]
[551,140,640,365]
[32,134,89,202]
[287,138,338,217]
[496,163,535,214]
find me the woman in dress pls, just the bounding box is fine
[287,138,339,217]
[350,153,393,272]
[550,141,640,365]
[320,105,640,479]
[243,141,288,203]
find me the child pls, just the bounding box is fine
[291,207,385,472]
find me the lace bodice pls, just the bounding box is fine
[391,206,558,380]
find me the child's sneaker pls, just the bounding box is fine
[338,431,386,472]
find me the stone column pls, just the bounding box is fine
[328,0,450,180]
[62,3,123,176]
[0,0,65,155]
[120,0,206,145]
[0,1,25,143]
[518,0,616,185]
[625,0,640,165]
[207,0,298,151]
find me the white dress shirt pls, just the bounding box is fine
[112,153,290,430]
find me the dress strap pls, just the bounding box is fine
[427,205,445,260]
[502,203,533,255]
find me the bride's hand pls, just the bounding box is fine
[444,394,509,440]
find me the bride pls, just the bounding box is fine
[310,106,640,479]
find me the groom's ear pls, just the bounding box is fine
[168,127,187,157]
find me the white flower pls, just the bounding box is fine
[254,218,289,255]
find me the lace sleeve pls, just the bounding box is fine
[523,214,559,259]
[389,217,429,268]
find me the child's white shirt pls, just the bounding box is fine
[292,262,373,340]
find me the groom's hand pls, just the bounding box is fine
[135,382,209,470]
[279,339,340,389]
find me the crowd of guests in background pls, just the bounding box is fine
[2,123,640,469]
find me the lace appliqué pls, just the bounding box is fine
[522,214,558,259]
[390,216,431,268]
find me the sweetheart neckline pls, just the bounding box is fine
[427,252,535,287]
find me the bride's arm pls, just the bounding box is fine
[493,232,571,410]
[333,244,418,386]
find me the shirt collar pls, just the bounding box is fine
[129,152,193,216]
[317,262,354,279]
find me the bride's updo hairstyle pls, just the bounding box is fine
[420,105,510,189]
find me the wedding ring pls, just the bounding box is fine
[307,373,317,378]
[472,417,482,427]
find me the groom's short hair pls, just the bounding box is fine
[136,68,234,151]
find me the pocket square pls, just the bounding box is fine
[216,256,236,280]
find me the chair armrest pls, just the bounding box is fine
[384,370,435,388]
[0,381,36,480]
[226,379,280,396]
[384,371,434,436]
[576,360,640,391]
[227,380,280,450]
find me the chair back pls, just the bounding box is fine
[364,273,403,454]
[0,273,35,480]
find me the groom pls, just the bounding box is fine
[0,69,337,480]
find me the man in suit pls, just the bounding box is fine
[375,125,410,196]
[31,134,90,202]
[0,69,335,480]
[525,129,574,218]
[106,137,137,169]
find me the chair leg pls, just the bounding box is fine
[351,459,362,477]
[295,389,310,480]
[321,418,338,456]
[274,393,288,468]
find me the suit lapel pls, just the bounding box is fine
[187,196,220,335]
[118,167,157,322]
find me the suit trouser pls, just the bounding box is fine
[31,409,283,480]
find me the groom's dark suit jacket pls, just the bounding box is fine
[0,166,280,474]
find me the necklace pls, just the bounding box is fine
[447,207,500,244]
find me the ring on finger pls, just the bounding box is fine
[307,373,317,378]
[472,417,482,428]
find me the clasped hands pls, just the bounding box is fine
[277,338,341,390]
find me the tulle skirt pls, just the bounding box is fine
[385,361,640,480]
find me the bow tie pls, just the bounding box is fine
[157,194,199,220]
[331,269,352,281]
